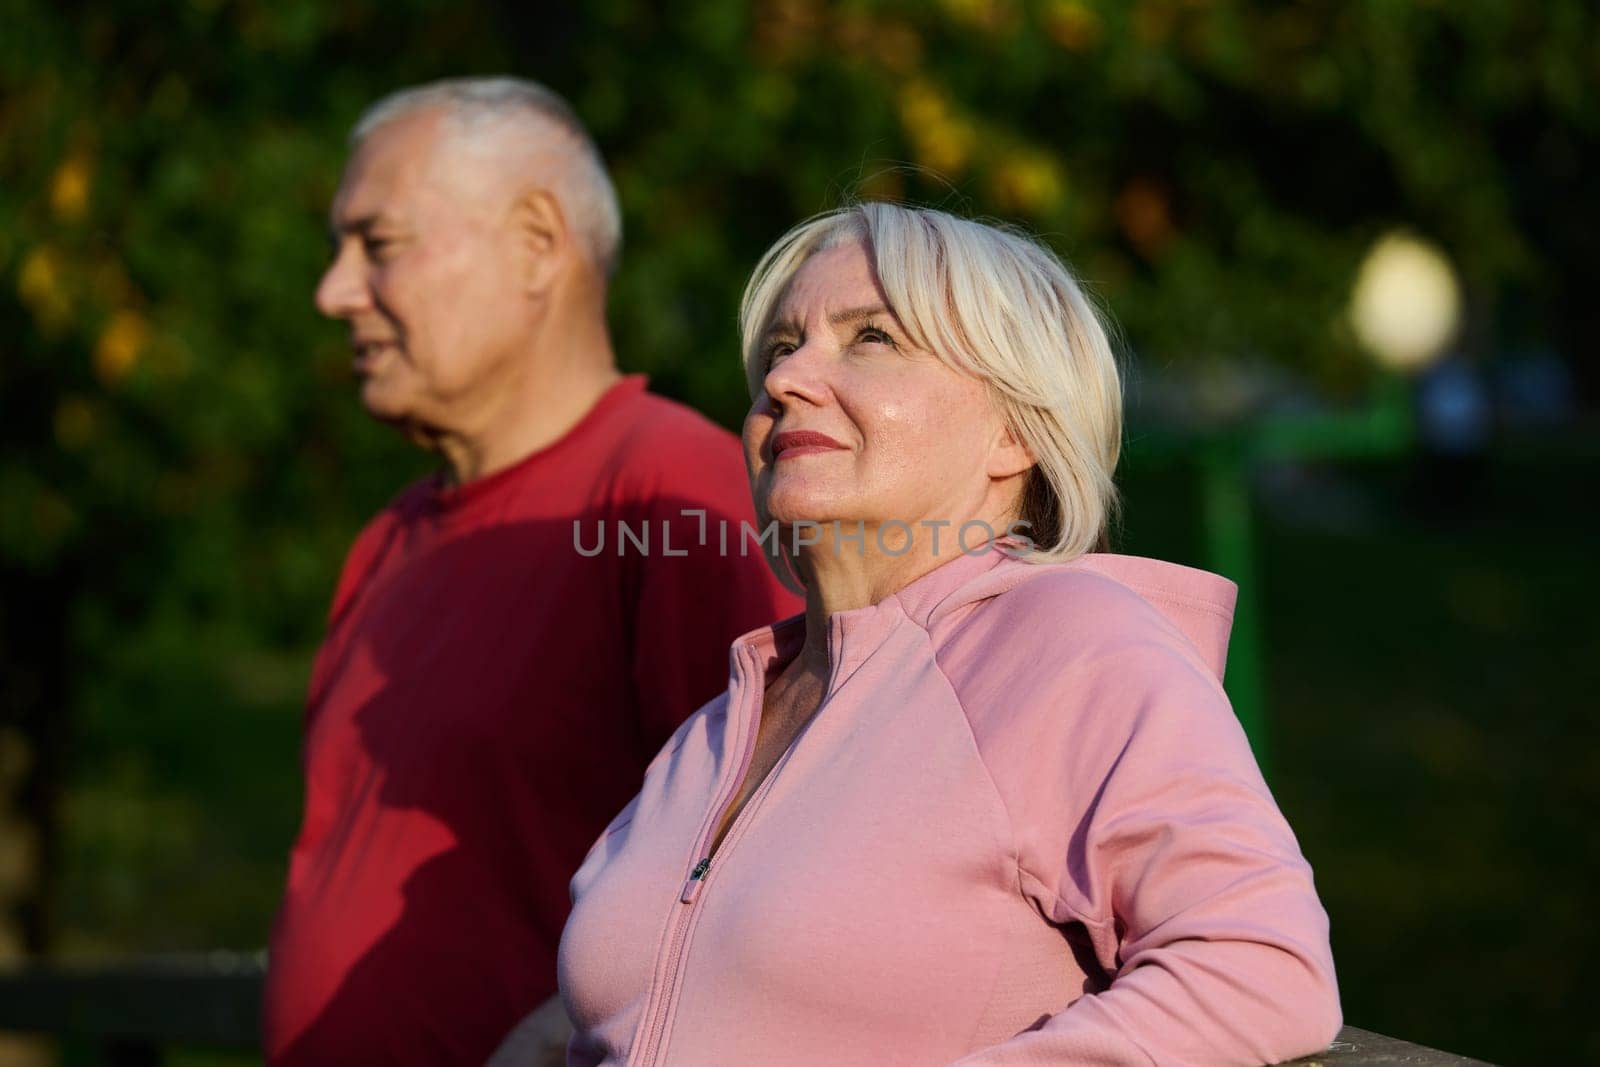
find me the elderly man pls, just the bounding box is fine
[262,78,798,1065]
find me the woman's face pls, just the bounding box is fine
[742,239,1029,552]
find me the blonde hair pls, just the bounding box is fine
[738,202,1122,562]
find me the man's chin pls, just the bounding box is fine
[357,379,417,424]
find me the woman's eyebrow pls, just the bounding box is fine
[763,316,802,341]
[829,304,893,327]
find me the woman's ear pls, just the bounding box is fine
[987,422,1036,480]
[512,188,568,295]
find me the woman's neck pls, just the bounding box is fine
[787,527,964,680]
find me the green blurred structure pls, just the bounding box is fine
[1147,376,1416,770]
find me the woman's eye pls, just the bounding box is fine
[364,237,396,259]
[764,342,795,367]
[857,325,896,347]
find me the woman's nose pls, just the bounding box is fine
[761,341,830,407]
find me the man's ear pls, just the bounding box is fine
[987,422,1036,480]
[512,188,568,295]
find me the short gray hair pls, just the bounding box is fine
[352,76,622,278]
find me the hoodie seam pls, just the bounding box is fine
[922,566,1037,629]
[919,630,1020,863]
[917,627,1030,1056]
[921,598,1121,946]
[924,627,1121,1052]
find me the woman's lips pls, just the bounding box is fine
[772,429,847,460]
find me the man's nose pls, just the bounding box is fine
[314,245,371,320]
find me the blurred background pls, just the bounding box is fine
[2,1,1596,1063]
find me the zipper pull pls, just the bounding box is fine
[679,857,712,904]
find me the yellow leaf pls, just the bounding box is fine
[50,154,93,222]
[17,246,72,332]
[898,82,977,175]
[19,247,58,304]
[95,310,149,384]
[990,151,1067,216]
[1044,0,1103,51]
[940,0,1016,32]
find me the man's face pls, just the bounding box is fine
[316,110,529,433]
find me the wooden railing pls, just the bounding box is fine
[0,954,262,1065]
[0,954,1494,1065]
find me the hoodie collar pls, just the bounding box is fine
[732,545,1238,688]
[728,546,1011,694]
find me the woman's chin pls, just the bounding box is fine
[769,512,837,532]
[759,488,849,528]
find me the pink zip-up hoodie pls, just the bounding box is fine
[558,546,1341,1065]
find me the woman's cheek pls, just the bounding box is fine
[741,415,772,477]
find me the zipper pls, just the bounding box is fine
[632,863,704,1065]
[636,758,810,1063]
[630,623,863,1067]
[630,639,854,1066]
[632,720,828,1065]
[680,858,711,904]
[628,653,766,1067]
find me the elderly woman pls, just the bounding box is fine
[557,203,1340,1065]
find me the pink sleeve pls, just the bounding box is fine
[957,641,1341,1066]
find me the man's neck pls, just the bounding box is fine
[433,311,622,486]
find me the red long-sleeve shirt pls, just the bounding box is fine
[263,376,799,1065]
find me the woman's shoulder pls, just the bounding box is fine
[926,553,1237,734]
[938,555,1216,664]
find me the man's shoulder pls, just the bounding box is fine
[321,477,436,626]
[611,388,743,460]
[601,388,750,501]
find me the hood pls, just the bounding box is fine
[1066,554,1238,680]
[900,548,1239,682]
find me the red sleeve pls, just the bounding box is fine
[325,515,397,629]
[625,418,802,754]
[305,485,420,714]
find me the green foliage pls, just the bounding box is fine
[0,0,1595,1060]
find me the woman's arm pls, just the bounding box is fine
[957,642,1341,1066]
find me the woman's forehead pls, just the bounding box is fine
[775,242,888,315]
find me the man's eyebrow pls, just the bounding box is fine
[326,212,384,244]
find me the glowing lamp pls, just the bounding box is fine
[1349,232,1463,372]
